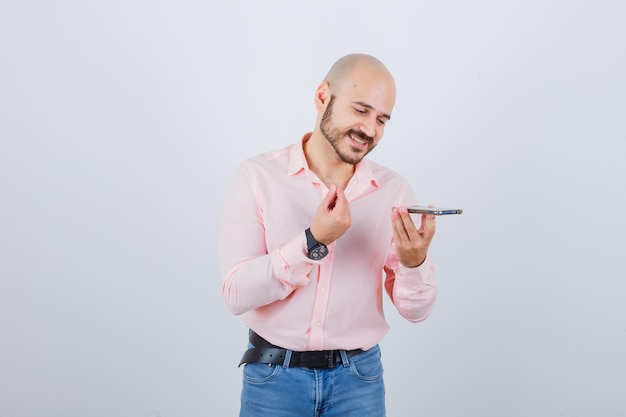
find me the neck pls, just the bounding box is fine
[303,131,355,189]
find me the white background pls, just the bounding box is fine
[1,1,625,416]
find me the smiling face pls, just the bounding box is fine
[316,56,396,165]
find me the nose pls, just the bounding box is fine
[359,117,376,139]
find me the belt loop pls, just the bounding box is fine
[282,349,293,368]
[339,350,350,367]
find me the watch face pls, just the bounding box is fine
[309,244,328,260]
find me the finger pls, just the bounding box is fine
[334,185,350,206]
[335,185,347,200]
[391,207,410,243]
[422,204,436,232]
[324,185,338,210]
[418,213,436,239]
[396,206,421,239]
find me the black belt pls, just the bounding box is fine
[239,331,364,369]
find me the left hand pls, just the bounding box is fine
[391,206,436,267]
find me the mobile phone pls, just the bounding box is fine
[406,206,463,215]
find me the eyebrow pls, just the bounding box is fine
[352,101,391,121]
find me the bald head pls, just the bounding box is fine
[323,54,395,97]
[309,54,396,165]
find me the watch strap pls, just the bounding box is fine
[305,228,328,260]
[305,228,319,251]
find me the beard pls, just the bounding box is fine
[320,95,375,165]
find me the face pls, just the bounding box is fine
[319,71,395,165]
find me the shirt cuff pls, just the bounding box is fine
[274,231,320,286]
[394,255,435,286]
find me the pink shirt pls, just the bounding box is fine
[219,135,437,351]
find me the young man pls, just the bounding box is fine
[219,53,438,417]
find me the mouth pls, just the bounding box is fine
[348,131,371,149]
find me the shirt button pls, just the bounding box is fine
[320,287,326,292]
[314,321,321,327]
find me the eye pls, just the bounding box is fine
[377,118,386,126]
[354,108,367,115]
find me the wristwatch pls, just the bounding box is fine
[305,228,328,260]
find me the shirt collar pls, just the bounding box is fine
[287,133,380,191]
[287,133,310,176]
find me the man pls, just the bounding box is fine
[219,53,437,417]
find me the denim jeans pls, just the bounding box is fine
[239,344,386,417]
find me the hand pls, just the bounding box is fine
[310,185,351,245]
[391,206,436,267]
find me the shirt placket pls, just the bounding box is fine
[307,180,330,350]
[305,176,374,350]
[308,253,333,351]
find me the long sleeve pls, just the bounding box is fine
[384,251,437,322]
[219,163,317,315]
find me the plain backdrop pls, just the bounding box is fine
[1,1,625,416]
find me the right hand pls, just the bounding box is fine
[310,185,351,245]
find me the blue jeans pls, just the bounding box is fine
[239,344,386,417]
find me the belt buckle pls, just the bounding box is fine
[298,350,340,369]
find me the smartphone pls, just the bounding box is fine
[406,206,463,215]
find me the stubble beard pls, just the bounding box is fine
[320,95,375,166]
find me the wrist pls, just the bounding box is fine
[305,228,328,260]
[403,254,427,268]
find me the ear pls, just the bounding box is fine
[314,82,330,112]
